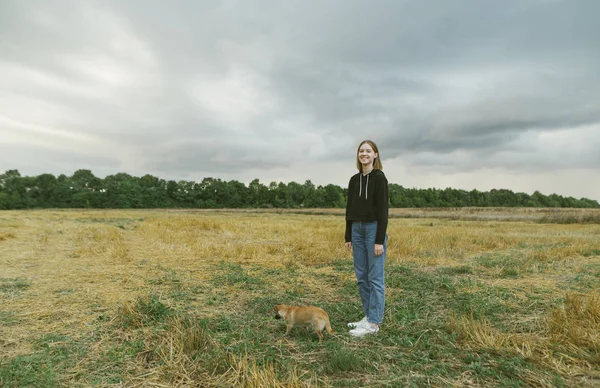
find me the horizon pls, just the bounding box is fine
[3,167,598,202]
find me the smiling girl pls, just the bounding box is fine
[344,140,389,337]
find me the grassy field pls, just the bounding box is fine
[0,208,599,387]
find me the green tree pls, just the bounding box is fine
[0,170,28,209]
[322,184,345,207]
[248,179,270,208]
[70,169,103,208]
[31,173,58,207]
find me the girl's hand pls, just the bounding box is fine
[374,244,384,256]
[345,242,352,251]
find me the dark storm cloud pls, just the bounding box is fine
[1,0,599,192]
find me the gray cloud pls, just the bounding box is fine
[1,0,599,199]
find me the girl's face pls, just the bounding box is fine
[358,142,378,168]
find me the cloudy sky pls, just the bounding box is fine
[1,0,599,200]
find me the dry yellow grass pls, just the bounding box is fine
[548,291,600,351]
[212,355,324,388]
[1,208,600,386]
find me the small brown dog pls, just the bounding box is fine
[274,304,334,342]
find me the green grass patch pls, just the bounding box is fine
[581,249,600,257]
[474,252,554,278]
[147,267,182,287]
[568,272,600,291]
[460,351,564,387]
[0,278,31,297]
[0,333,86,388]
[0,277,31,292]
[439,265,474,275]
[118,294,173,329]
[52,288,74,296]
[0,311,20,326]
[212,262,265,289]
[321,343,370,374]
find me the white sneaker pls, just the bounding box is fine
[349,323,379,337]
[347,316,368,328]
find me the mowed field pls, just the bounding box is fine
[1,208,599,387]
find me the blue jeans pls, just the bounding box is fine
[352,221,387,325]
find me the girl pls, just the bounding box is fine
[344,140,389,337]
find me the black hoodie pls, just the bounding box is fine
[345,169,389,245]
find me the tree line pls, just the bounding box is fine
[1,169,598,210]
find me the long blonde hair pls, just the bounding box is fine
[356,140,383,172]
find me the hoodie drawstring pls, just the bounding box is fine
[359,175,361,198]
[358,174,369,200]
